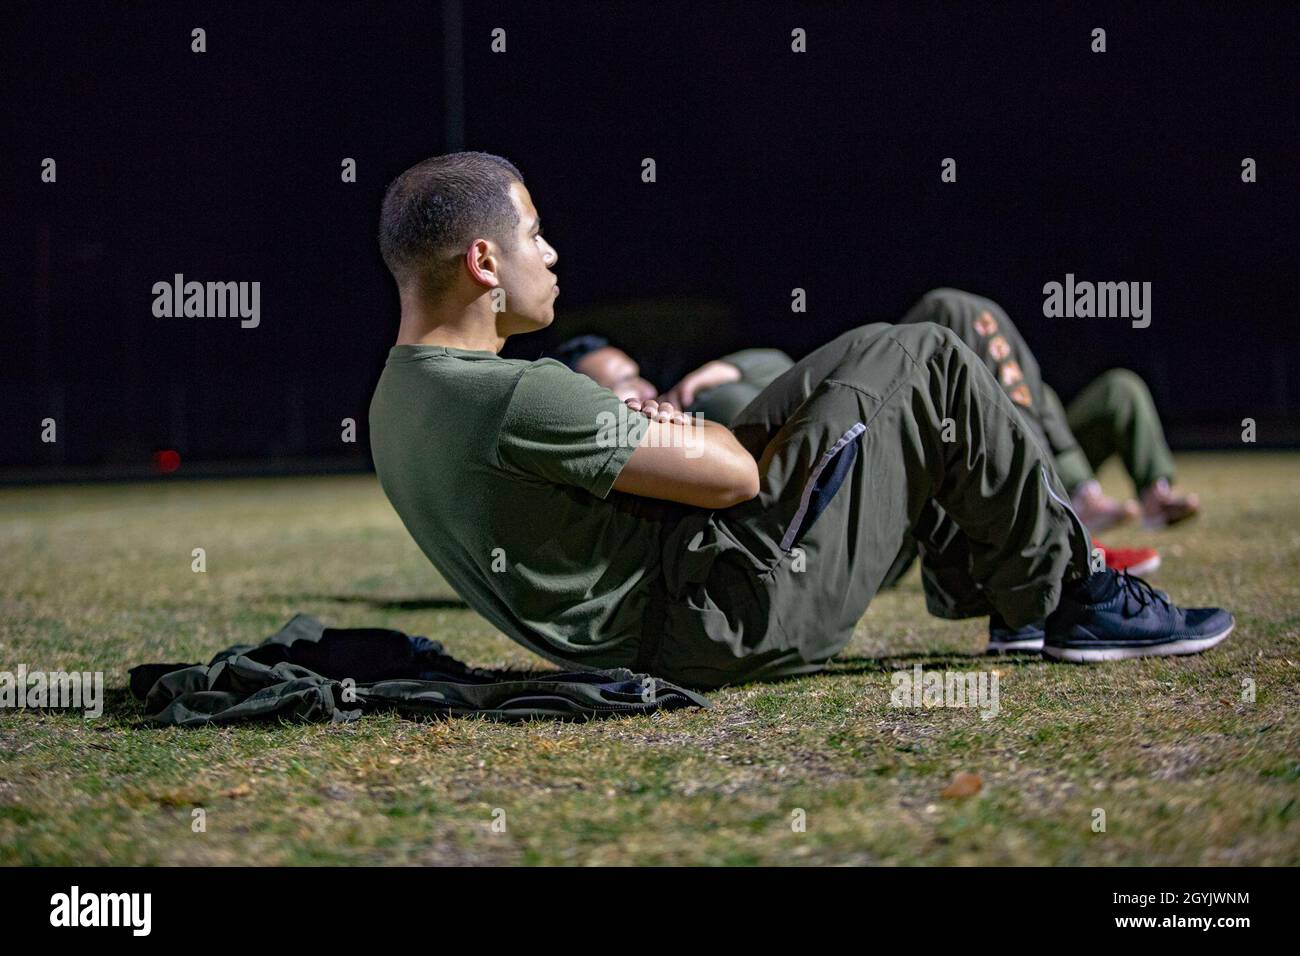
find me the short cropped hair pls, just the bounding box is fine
[379,152,524,291]
[549,335,612,371]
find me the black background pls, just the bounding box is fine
[4,1,1297,474]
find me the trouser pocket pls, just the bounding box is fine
[778,421,866,552]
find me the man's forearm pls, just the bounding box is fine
[613,405,760,508]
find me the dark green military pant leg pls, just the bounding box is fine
[1063,369,1177,494]
[1043,384,1096,494]
[645,321,1092,689]
[899,288,1084,459]
[901,292,1173,497]
[882,288,1092,591]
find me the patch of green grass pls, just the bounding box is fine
[1,453,1297,865]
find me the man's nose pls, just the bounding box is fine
[542,239,559,267]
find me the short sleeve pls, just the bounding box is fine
[496,359,650,498]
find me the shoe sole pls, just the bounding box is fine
[986,637,1045,654]
[1042,621,1233,662]
[1112,554,1161,576]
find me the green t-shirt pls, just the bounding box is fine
[368,345,659,668]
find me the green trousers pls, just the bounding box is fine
[1045,373,1177,495]
[880,288,1179,591]
[895,288,1176,497]
[899,288,1073,456]
[632,321,1092,689]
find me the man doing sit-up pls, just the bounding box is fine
[368,152,1233,688]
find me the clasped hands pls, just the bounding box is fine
[621,360,742,425]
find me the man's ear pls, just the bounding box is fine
[464,238,500,289]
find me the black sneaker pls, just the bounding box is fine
[987,613,1045,653]
[1044,570,1233,662]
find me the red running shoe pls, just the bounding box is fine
[1095,541,1161,576]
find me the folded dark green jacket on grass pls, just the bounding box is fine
[129,613,710,726]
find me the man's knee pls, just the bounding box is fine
[904,288,983,326]
[1096,368,1150,408]
[921,287,974,310]
[884,320,966,365]
[831,320,894,354]
[824,322,968,387]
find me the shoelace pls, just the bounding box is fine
[1118,570,1170,612]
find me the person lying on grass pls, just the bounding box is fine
[368,151,1233,690]
[547,333,796,431]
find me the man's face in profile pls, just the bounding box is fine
[576,346,658,402]
[493,181,560,332]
